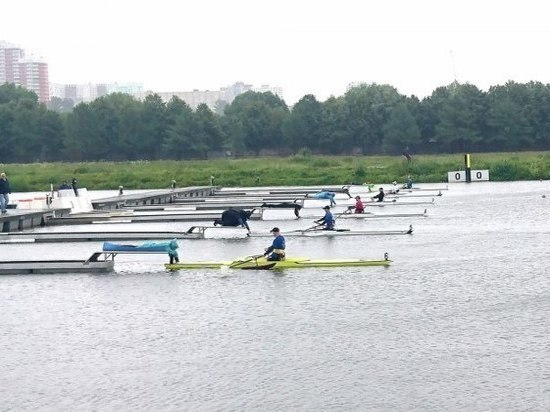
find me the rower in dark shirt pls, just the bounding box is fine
[371,187,385,202]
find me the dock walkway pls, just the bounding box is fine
[0,208,71,233]
[92,187,215,209]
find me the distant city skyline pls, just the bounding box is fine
[3,40,284,108]
[49,80,283,110]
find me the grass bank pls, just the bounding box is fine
[2,152,550,191]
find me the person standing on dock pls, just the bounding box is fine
[264,227,286,261]
[168,239,179,264]
[371,188,385,202]
[315,206,335,230]
[71,178,79,197]
[0,173,11,214]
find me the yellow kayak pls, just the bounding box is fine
[165,255,391,270]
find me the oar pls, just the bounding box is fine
[229,254,264,269]
[334,206,354,219]
[303,222,324,232]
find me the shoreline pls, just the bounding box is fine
[1,151,549,191]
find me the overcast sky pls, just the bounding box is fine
[2,0,550,104]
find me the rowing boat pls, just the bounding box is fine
[310,209,427,219]
[247,225,413,237]
[102,241,172,252]
[165,255,392,270]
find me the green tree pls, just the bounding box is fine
[163,100,196,159]
[0,83,37,105]
[47,96,75,113]
[427,82,488,152]
[194,103,224,157]
[37,108,65,161]
[282,94,322,150]
[319,96,352,153]
[382,103,421,153]
[136,94,167,159]
[223,91,289,154]
[344,83,404,153]
[64,93,142,161]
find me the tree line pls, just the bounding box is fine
[1,80,550,163]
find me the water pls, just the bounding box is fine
[1,182,549,410]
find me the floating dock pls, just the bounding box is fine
[0,230,207,243]
[0,252,114,274]
[92,186,216,210]
[0,208,71,233]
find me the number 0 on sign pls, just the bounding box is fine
[448,171,465,182]
[448,169,489,183]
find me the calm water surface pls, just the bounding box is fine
[0,182,549,411]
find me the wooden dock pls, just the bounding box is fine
[92,186,216,210]
[0,208,71,233]
[0,230,206,243]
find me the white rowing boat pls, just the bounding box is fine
[247,225,413,237]
[336,210,428,219]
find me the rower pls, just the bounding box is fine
[390,181,400,194]
[371,187,385,202]
[263,227,286,261]
[404,175,413,189]
[315,205,335,230]
[213,208,254,233]
[354,196,364,214]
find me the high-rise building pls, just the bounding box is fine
[0,41,24,85]
[18,57,49,102]
[0,41,50,102]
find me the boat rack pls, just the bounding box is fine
[94,250,169,261]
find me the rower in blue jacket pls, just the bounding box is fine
[264,227,286,261]
[315,205,335,230]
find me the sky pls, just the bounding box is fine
[2,0,550,104]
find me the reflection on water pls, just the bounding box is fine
[0,182,549,410]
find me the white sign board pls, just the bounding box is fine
[472,170,490,181]
[448,170,490,183]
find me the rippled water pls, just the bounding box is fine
[1,182,549,410]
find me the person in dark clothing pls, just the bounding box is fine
[371,187,385,202]
[403,147,412,163]
[59,181,71,190]
[213,208,254,232]
[71,178,79,197]
[0,173,11,214]
[264,227,286,261]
